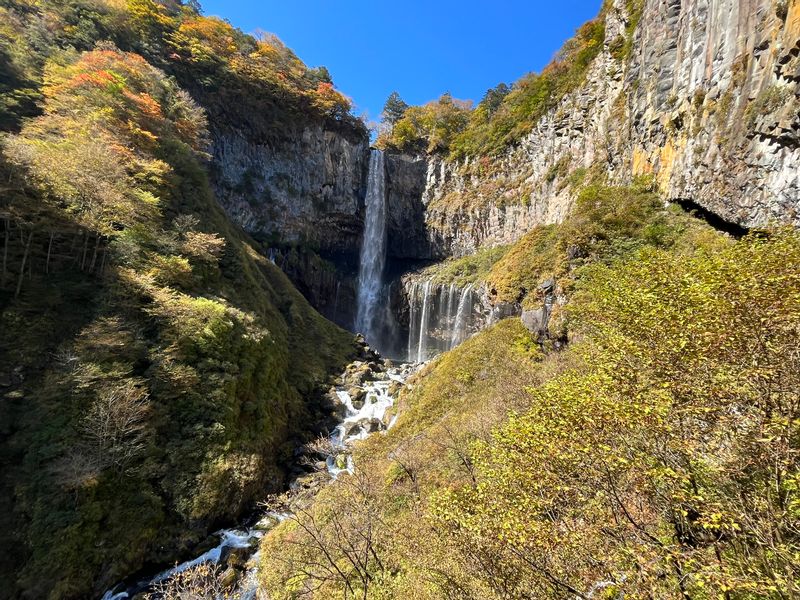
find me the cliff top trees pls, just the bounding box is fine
[449,18,605,158]
[0,0,363,137]
[376,92,471,153]
[5,46,206,236]
[382,91,409,130]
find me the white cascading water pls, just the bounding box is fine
[416,279,433,363]
[446,283,456,327]
[355,149,387,344]
[407,281,419,360]
[450,283,474,348]
[406,280,479,363]
[102,363,413,600]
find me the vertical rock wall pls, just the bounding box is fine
[401,0,800,258]
[210,123,370,256]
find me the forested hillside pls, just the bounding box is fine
[258,185,800,599]
[0,1,359,597]
[2,0,799,599]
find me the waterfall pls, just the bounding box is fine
[355,150,387,344]
[450,283,474,349]
[446,283,456,331]
[407,281,419,361]
[406,280,480,362]
[416,279,433,363]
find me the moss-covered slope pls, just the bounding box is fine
[0,3,358,597]
[257,187,800,598]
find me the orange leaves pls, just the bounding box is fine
[67,69,123,92]
[41,47,208,154]
[310,81,352,120]
[6,45,209,235]
[123,88,163,121]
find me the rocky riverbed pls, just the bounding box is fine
[102,339,414,600]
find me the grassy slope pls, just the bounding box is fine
[414,179,721,308]
[257,178,800,598]
[0,2,360,597]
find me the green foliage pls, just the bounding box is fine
[259,319,546,599]
[449,18,606,158]
[433,229,800,598]
[258,227,800,599]
[744,84,793,131]
[0,40,354,599]
[609,0,644,61]
[376,93,471,153]
[414,244,509,287]
[381,90,409,127]
[0,0,363,137]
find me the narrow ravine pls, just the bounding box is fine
[102,148,409,599]
[102,354,414,600]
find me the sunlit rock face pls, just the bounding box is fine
[204,0,798,267]
[202,0,799,351]
[626,0,800,226]
[401,0,800,259]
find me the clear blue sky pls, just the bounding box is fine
[200,0,603,123]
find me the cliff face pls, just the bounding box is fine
[210,123,370,255]
[624,0,800,225]
[402,0,800,258]
[385,153,431,259]
[201,0,799,316]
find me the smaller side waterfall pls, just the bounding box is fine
[416,280,433,363]
[407,281,420,361]
[450,283,474,348]
[406,280,480,362]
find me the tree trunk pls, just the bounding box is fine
[15,229,33,299]
[89,235,101,272]
[80,234,89,271]
[70,230,79,264]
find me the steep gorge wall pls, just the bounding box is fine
[210,123,370,255]
[400,0,800,258]
[626,0,800,224]
[208,125,434,328]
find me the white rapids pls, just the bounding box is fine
[326,367,407,478]
[101,364,411,600]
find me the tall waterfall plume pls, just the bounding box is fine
[355,149,387,345]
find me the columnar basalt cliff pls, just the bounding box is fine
[210,123,370,255]
[384,153,432,259]
[391,0,800,258]
[625,0,800,225]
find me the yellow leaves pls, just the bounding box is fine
[381,94,472,153]
[148,254,192,286]
[172,16,239,63]
[180,231,226,264]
